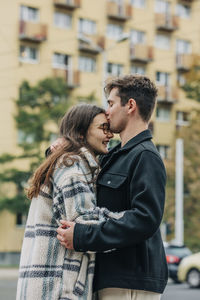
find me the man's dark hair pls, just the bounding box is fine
[104,74,158,122]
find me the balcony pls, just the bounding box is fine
[53,68,80,88]
[53,0,80,9]
[155,13,179,32]
[130,44,153,63]
[19,21,47,42]
[157,86,178,104]
[78,34,105,54]
[176,54,193,72]
[107,2,132,21]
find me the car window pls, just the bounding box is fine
[165,247,192,256]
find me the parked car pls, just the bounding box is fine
[164,244,192,283]
[178,252,200,288]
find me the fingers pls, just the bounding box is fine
[57,234,73,249]
[60,220,73,227]
[60,220,69,227]
[50,137,66,152]
[57,227,66,236]
[57,233,64,242]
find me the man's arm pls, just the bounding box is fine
[70,150,166,252]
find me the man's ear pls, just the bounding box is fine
[127,98,136,114]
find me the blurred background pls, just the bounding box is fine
[0,0,200,298]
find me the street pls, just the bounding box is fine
[0,279,17,300]
[0,278,200,300]
[161,282,200,300]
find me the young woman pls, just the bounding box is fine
[16,104,124,300]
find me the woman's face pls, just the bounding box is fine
[86,113,113,155]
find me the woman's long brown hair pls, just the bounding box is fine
[27,104,105,199]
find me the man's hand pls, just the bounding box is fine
[57,220,75,249]
[50,137,66,152]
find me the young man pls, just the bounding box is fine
[57,75,168,299]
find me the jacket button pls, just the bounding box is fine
[107,180,111,184]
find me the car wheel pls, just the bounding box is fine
[187,269,200,288]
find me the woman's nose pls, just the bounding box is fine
[107,131,114,139]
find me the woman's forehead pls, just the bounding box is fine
[92,113,107,125]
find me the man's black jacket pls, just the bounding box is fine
[74,130,168,294]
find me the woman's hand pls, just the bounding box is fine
[50,137,66,152]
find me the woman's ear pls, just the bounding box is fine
[79,135,84,141]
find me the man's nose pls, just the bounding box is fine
[105,107,109,116]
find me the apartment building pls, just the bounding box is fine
[0,0,200,263]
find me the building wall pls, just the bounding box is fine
[0,0,200,260]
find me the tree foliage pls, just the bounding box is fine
[0,77,73,214]
[163,63,200,251]
[178,110,200,251]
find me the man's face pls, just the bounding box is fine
[106,87,128,134]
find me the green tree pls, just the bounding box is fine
[0,77,73,215]
[163,65,200,250]
[178,110,200,251]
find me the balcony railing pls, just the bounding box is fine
[176,54,193,72]
[53,68,80,88]
[130,44,153,63]
[157,85,179,103]
[53,0,80,9]
[155,13,179,32]
[19,21,47,42]
[78,34,105,54]
[107,2,132,21]
[176,119,189,127]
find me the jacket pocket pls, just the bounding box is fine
[98,173,127,188]
[97,173,128,211]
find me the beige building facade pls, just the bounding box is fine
[0,0,200,262]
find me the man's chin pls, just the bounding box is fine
[110,128,120,134]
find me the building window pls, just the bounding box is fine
[16,213,27,226]
[107,63,123,76]
[20,5,39,22]
[52,53,69,69]
[156,145,170,160]
[79,56,96,72]
[131,30,145,44]
[107,23,123,40]
[176,39,191,54]
[155,34,170,50]
[176,111,189,126]
[176,4,191,19]
[177,73,186,86]
[19,45,39,63]
[156,106,171,121]
[156,71,170,86]
[131,65,146,75]
[155,0,170,14]
[131,0,146,9]
[54,12,72,29]
[78,18,96,35]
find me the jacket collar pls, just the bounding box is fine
[118,129,152,152]
[80,147,99,170]
[108,129,152,155]
[100,130,152,169]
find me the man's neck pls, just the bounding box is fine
[120,119,148,147]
